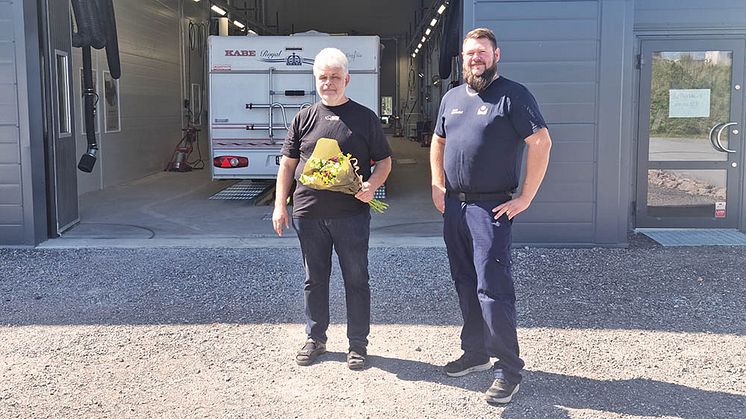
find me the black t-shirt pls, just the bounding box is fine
[281,99,392,218]
[435,76,546,194]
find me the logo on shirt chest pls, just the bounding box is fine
[324,115,340,121]
[477,105,489,115]
[450,108,464,115]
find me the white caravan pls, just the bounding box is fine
[208,35,380,179]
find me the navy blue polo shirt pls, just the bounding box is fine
[435,76,546,194]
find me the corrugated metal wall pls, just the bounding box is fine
[0,1,23,242]
[0,0,48,246]
[635,0,746,32]
[466,0,607,244]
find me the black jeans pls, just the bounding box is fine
[293,211,371,349]
[443,196,525,384]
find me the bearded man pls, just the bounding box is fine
[429,27,552,404]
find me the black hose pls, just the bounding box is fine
[101,0,121,79]
[71,0,120,78]
[72,0,106,48]
[71,0,121,172]
[77,46,98,173]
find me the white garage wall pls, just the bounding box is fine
[73,0,209,194]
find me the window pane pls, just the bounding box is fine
[55,53,71,135]
[648,51,732,162]
[647,169,727,217]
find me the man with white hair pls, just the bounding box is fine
[273,47,392,370]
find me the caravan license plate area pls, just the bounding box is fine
[275,156,282,165]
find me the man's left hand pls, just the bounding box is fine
[492,195,532,220]
[355,181,375,203]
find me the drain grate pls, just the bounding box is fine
[209,180,274,200]
[636,228,746,246]
[211,181,384,200]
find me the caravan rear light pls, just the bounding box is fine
[214,156,248,168]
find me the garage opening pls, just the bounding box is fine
[58,0,459,242]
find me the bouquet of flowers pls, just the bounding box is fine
[298,138,388,213]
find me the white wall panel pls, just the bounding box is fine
[73,0,209,194]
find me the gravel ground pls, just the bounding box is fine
[1,236,745,418]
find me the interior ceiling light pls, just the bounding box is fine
[233,20,245,29]
[410,4,446,55]
[411,53,416,58]
[211,5,227,15]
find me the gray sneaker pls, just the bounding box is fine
[485,378,520,404]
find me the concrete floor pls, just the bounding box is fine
[47,136,444,248]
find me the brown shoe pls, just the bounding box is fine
[346,347,367,370]
[295,339,326,366]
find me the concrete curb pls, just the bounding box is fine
[36,235,447,249]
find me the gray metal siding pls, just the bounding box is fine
[471,0,600,243]
[0,0,22,242]
[634,0,746,32]
[2,0,48,245]
[595,0,634,244]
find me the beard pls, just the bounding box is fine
[464,61,497,93]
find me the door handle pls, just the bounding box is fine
[709,122,727,152]
[715,122,738,153]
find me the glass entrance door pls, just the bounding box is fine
[636,40,744,228]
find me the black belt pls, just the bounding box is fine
[446,190,512,202]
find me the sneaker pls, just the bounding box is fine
[485,378,520,404]
[444,353,492,377]
[295,339,326,366]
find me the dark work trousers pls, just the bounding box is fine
[443,196,525,384]
[293,211,371,349]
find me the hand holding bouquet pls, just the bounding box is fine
[298,138,389,213]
